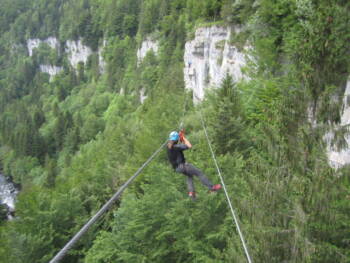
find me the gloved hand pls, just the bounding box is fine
[179,129,185,142]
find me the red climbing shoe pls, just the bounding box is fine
[210,184,222,192]
[188,191,196,200]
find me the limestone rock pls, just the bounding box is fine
[326,79,350,168]
[184,26,248,103]
[27,37,59,56]
[137,38,159,65]
[65,39,92,69]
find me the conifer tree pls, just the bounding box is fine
[0,204,7,222]
[33,109,46,129]
[212,73,248,155]
[44,155,56,187]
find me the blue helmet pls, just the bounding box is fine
[169,131,179,141]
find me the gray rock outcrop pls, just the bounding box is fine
[184,26,248,103]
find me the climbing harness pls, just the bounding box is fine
[195,93,253,263]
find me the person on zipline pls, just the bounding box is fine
[167,131,221,199]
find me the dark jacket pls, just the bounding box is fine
[167,143,189,169]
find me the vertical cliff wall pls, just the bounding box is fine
[26,37,106,80]
[327,79,350,168]
[27,37,59,56]
[184,26,248,103]
[65,39,92,68]
[136,38,159,103]
[137,38,159,65]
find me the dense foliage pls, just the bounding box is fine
[0,0,349,262]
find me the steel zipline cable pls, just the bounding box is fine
[49,140,167,263]
[197,107,253,263]
[50,87,190,263]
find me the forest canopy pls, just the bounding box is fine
[0,0,349,262]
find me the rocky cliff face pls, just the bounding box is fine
[326,79,350,168]
[0,174,17,219]
[27,37,59,56]
[98,40,107,73]
[137,38,159,65]
[65,39,92,68]
[39,65,63,80]
[136,38,159,103]
[139,88,147,104]
[27,37,106,80]
[183,26,349,167]
[184,26,248,103]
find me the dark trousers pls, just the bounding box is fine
[176,163,213,192]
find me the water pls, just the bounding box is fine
[0,174,18,215]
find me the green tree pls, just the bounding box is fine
[33,108,46,129]
[0,204,7,222]
[210,74,249,155]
